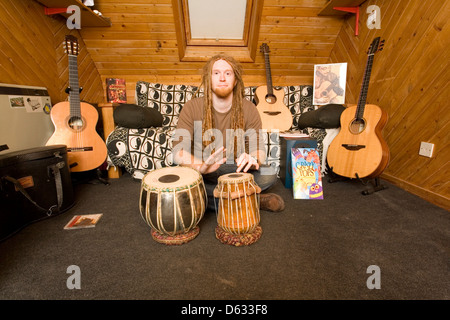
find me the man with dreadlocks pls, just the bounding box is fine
[172,54,285,212]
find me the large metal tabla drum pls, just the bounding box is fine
[139,166,207,245]
[213,172,262,246]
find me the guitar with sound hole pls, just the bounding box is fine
[327,37,389,179]
[46,35,107,172]
[255,43,292,132]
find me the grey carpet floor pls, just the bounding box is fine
[0,172,448,301]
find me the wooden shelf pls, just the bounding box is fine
[36,0,111,27]
[318,0,367,16]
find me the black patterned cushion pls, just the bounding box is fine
[106,82,325,179]
[113,103,163,128]
[135,82,200,128]
[297,103,345,129]
[107,126,176,179]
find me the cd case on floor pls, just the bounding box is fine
[64,214,103,230]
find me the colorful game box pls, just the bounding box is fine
[291,148,323,199]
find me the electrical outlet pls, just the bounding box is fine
[419,142,434,158]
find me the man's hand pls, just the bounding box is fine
[236,153,259,173]
[198,146,227,174]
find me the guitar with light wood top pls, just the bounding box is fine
[46,35,107,172]
[255,43,292,132]
[327,37,389,179]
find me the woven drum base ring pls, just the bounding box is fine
[151,227,200,245]
[215,225,262,246]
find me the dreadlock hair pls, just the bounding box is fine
[197,54,246,159]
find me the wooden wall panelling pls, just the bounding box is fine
[329,0,450,210]
[374,1,449,193]
[3,0,445,208]
[54,23,74,102]
[3,0,447,209]
[328,19,359,103]
[0,0,104,107]
[386,42,449,165]
[55,22,104,104]
[372,1,442,109]
[74,36,105,104]
[82,0,344,103]
[54,26,104,105]
[8,0,57,65]
[0,0,59,97]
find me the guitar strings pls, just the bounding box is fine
[69,54,84,152]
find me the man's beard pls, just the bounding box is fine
[212,85,234,98]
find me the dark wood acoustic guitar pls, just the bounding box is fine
[46,35,107,172]
[327,37,389,179]
[255,43,292,132]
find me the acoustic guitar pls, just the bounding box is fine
[255,43,292,132]
[46,35,107,172]
[327,37,389,179]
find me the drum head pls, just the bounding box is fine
[218,172,253,184]
[142,166,201,191]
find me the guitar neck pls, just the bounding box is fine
[356,54,375,120]
[68,54,81,118]
[263,53,274,95]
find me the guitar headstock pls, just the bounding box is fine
[260,43,270,54]
[64,35,79,56]
[367,37,385,55]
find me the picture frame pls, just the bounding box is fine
[313,63,347,105]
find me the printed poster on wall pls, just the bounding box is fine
[313,63,347,105]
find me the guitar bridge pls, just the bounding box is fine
[263,111,281,116]
[342,144,366,151]
[68,147,94,152]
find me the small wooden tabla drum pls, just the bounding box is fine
[213,172,262,246]
[139,166,207,245]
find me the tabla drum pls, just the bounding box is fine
[139,166,207,245]
[213,172,262,246]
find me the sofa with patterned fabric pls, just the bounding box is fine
[106,81,328,179]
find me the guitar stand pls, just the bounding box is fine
[71,168,110,186]
[355,174,387,195]
[327,167,348,183]
[327,166,387,195]
[95,168,110,185]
